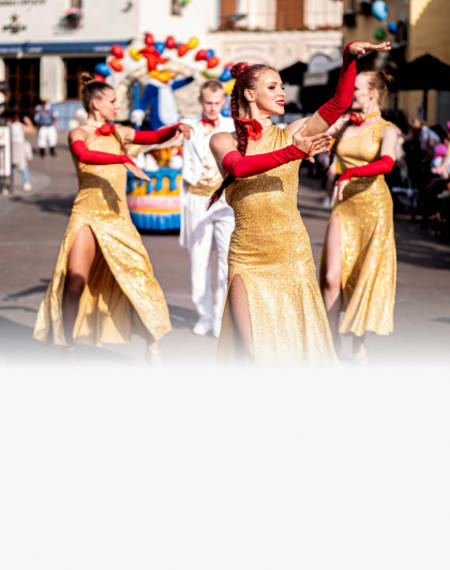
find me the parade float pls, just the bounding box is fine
[94,33,235,231]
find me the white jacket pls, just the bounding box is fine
[181,114,234,186]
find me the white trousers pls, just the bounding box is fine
[183,191,234,325]
[37,125,57,149]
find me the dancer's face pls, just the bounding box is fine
[200,88,226,122]
[246,69,285,116]
[352,74,378,112]
[92,88,120,122]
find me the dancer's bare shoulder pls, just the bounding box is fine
[68,126,88,144]
[210,131,237,155]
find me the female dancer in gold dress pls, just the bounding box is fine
[209,42,391,364]
[33,74,191,360]
[320,71,398,364]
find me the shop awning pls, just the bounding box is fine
[0,40,131,56]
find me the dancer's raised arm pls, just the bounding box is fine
[287,41,392,138]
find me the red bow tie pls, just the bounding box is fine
[235,117,263,141]
[201,117,218,128]
[95,123,116,136]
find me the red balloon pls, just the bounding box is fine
[144,33,155,46]
[224,62,234,69]
[177,43,188,57]
[207,56,219,69]
[166,35,176,49]
[110,44,124,59]
[94,73,105,82]
[195,49,207,61]
[109,58,124,72]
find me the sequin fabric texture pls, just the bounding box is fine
[320,120,397,336]
[218,125,337,364]
[33,133,171,346]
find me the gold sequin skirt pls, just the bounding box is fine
[33,209,171,346]
[321,176,396,336]
[218,221,337,365]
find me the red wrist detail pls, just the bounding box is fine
[71,140,134,166]
[222,145,306,178]
[133,122,181,144]
[337,155,395,183]
[317,43,357,126]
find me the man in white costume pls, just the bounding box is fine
[180,80,234,338]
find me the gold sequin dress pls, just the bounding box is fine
[218,125,336,364]
[321,119,396,336]
[33,133,171,346]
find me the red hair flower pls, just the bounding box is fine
[349,112,364,126]
[235,117,263,141]
[96,123,116,136]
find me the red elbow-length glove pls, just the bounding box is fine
[318,43,357,126]
[222,145,306,178]
[337,155,395,183]
[71,140,135,166]
[132,122,181,144]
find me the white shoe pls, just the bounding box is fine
[23,182,32,192]
[193,319,212,336]
[213,319,222,339]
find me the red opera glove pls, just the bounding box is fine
[222,145,306,178]
[338,155,395,183]
[318,43,357,126]
[132,123,181,144]
[71,140,136,166]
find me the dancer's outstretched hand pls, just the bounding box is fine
[349,41,391,56]
[177,123,193,140]
[293,125,332,156]
[332,179,350,205]
[125,162,150,182]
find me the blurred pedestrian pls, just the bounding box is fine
[10,111,34,192]
[33,99,58,157]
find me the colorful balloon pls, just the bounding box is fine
[388,21,398,34]
[195,49,208,61]
[374,27,387,41]
[129,46,142,60]
[95,62,111,77]
[109,58,124,72]
[94,73,105,82]
[224,62,234,69]
[187,36,199,49]
[166,35,176,49]
[154,42,166,54]
[219,68,232,82]
[144,33,155,46]
[110,44,124,59]
[150,69,175,83]
[206,49,215,59]
[177,43,188,57]
[224,79,235,94]
[207,56,219,69]
[372,0,388,22]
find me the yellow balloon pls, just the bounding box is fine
[187,36,199,50]
[129,46,142,61]
[150,69,175,83]
[224,79,235,94]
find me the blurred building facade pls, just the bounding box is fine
[0,0,343,122]
[341,0,450,125]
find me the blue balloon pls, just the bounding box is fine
[95,62,111,77]
[219,68,232,82]
[388,21,398,34]
[154,42,166,54]
[221,107,230,118]
[372,0,388,22]
[206,49,215,59]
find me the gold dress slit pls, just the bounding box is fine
[33,134,171,346]
[218,125,336,364]
[320,119,397,336]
